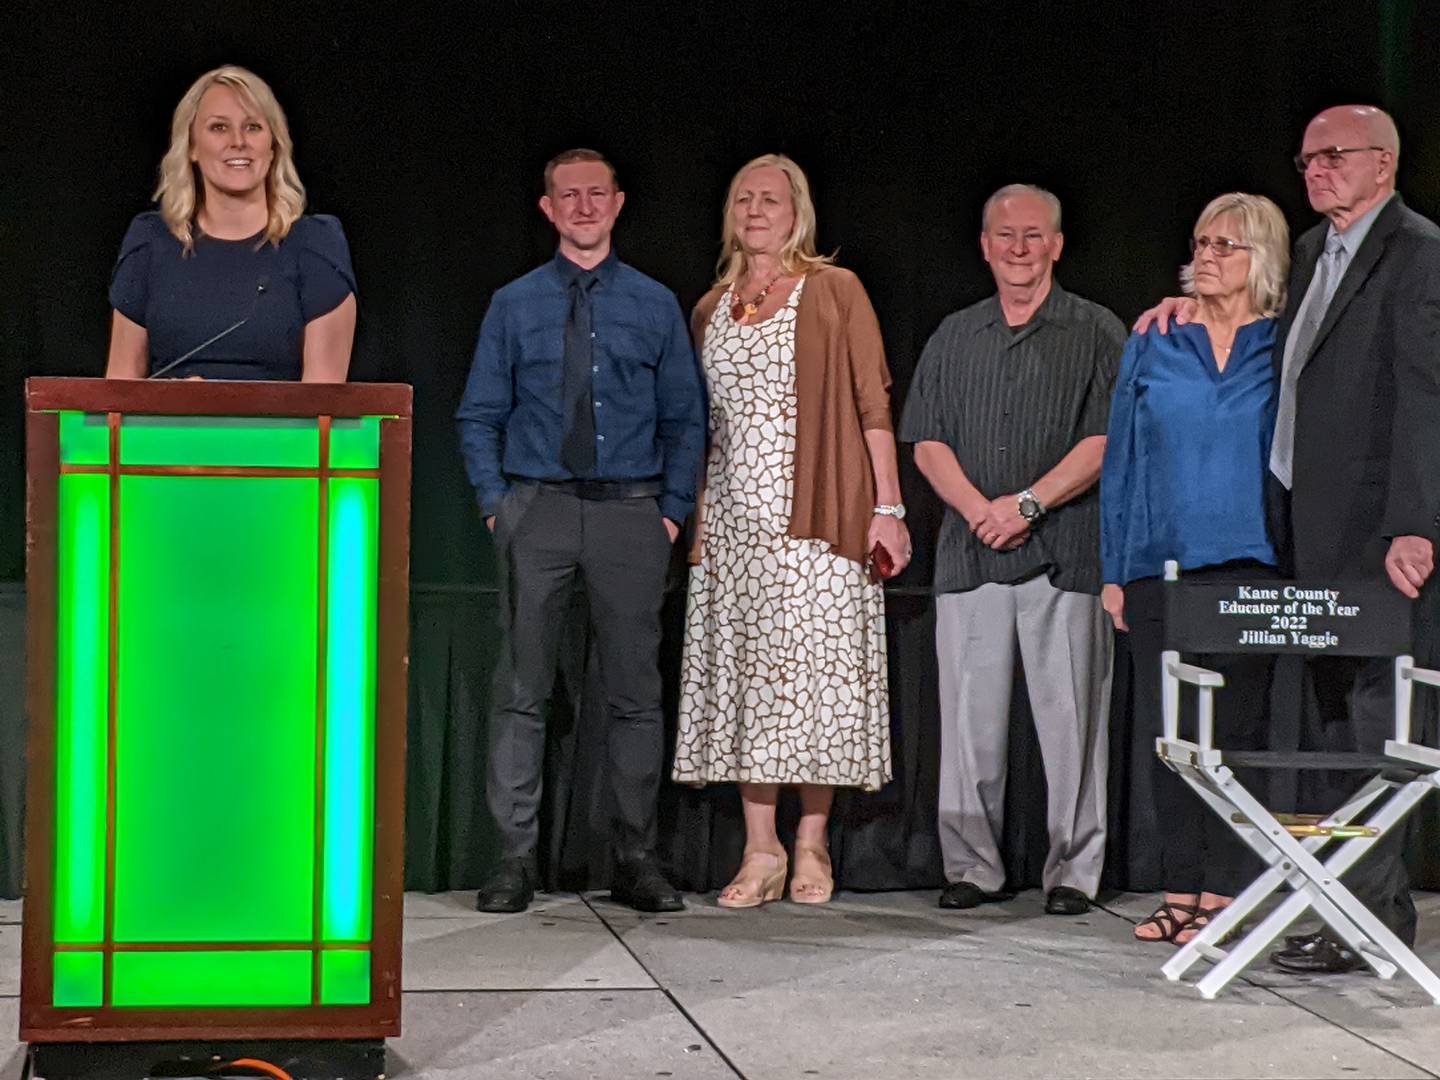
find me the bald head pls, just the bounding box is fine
[1307,105,1400,159]
[1299,105,1399,229]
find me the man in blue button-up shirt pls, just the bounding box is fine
[456,149,705,914]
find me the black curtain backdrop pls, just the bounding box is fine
[3,1,1439,899]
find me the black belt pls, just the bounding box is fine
[517,478,664,501]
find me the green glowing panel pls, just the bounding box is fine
[53,952,103,1008]
[112,951,312,1007]
[320,950,371,1005]
[55,474,109,944]
[59,412,110,465]
[113,476,318,943]
[330,418,380,470]
[120,417,319,468]
[323,479,378,942]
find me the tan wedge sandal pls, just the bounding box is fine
[717,850,788,909]
[789,845,834,905]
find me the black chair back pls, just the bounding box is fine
[1162,572,1411,657]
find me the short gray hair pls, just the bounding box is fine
[982,184,1062,232]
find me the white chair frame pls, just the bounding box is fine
[1155,561,1440,1002]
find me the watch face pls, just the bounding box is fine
[1019,496,1039,520]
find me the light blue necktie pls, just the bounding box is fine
[1270,232,1345,489]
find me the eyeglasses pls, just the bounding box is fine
[1293,145,1385,172]
[1190,235,1251,257]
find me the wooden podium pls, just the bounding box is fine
[21,379,411,1069]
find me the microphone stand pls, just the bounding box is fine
[147,318,249,379]
[147,278,269,379]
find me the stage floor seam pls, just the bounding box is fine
[403,985,664,995]
[583,893,750,1080]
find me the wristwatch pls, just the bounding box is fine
[873,503,907,521]
[1017,489,1045,524]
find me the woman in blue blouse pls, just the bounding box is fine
[1101,193,1289,945]
[106,65,356,381]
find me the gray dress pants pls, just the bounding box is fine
[935,574,1112,895]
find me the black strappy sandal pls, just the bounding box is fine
[1175,905,1241,946]
[1134,901,1199,942]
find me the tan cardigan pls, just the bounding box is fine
[689,264,894,566]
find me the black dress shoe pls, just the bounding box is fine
[611,858,684,913]
[1270,935,1365,974]
[938,881,1015,909]
[475,857,535,913]
[1044,886,1092,915]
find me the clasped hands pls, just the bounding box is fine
[968,494,1030,551]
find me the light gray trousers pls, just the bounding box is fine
[935,575,1112,896]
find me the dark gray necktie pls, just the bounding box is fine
[561,273,598,476]
[1270,232,1345,489]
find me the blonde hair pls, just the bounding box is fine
[715,154,835,286]
[155,65,306,253]
[1180,193,1290,318]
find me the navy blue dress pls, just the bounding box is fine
[108,212,356,380]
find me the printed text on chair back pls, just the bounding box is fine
[1162,578,1411,656]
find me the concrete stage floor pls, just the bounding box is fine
[2,890,1440,1079]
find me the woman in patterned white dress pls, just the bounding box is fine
[673,154,910,907]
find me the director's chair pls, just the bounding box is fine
[1153,561,1440,1001]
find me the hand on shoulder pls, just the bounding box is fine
[1133,296,1197,335]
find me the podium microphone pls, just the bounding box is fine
[148,277,270,379]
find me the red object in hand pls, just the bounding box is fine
[868,541,896,584]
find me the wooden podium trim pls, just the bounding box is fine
[101,412,120,1008]
[27,378,412,418]
[59,465,382,479]
[22,409,61,1036]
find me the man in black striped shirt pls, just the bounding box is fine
[900,184,1125,916]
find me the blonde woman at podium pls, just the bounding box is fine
[1100,193,1290,946]
[106,65,356,382]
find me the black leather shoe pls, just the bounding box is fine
[1044,886,1092,915]
[475,857,535,913]
[611,858,684,913]
[1270,935,1365,974]
[938,882,1015,909]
